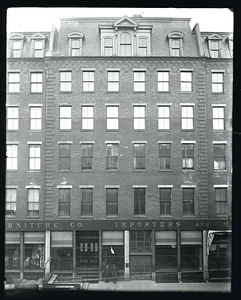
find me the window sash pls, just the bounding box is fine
[134,144,145,169]
[28,189,39,215]
[158,72,169,91]
[31,73,43,93]
[83,72,94,91]
[212,73,223,93]
[106,144,118,170]
[7,107,19,130]
[6,189,17,215]
[29,107,42,130]
[182,144,194,169]
[134,189,146,215]
[81,189,93,216]
[181,72,192,92]
[82,106,94,129]
[34,40,44,57]
[106,188,118,215]
[181,106,194,129]
[58,189,70,216]
[8,73,20,92]
[215,188,227,214]
[28,145,41,170]
[7,145,18,170]
[108,72,119,91]
[134,106,145,129]
[59,144,71,170]
[214,144,226,170]
[158,106,170,129]
[104,38,113,56]
[59,106,71,129]
[107,106,119,129]
[81,144,93,169]
[134,72,145,91]
[213,107,225,130]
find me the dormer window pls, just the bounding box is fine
[31,33,47,58]
[120,32,132,56]
[207,34,222,58]
[67,32,84,56]
[138,38,147,56]
[9,34,25,58]
[167,32,184,56]
[104,38,113,56]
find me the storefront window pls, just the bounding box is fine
[181,231,202,270]
[5,232,20,270]
[130,231,151,253]
[24,232,45,270]
[209,233,231,270]
[155,231,177,270]
[51,231,73,270]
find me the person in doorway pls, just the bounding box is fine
[111,263,119,284]
[103,264,109,283]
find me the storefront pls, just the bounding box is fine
[5,219,231,282]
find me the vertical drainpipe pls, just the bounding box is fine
[177,230,181,282]
[73,230,76,277]
[20,232,24,279]
[203,230,209,281]
[124,230,130,281]
[99,231,102,281]
[151,230,155,281]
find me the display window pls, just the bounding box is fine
[5,232,20,270]
[181,231,202,270]
[24,232,45,270]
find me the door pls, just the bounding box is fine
[130,256,152,280]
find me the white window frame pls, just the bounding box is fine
[158,105,170,130]
[28,143,41,171]
[7,144,18,170]
[106,105,119,130]
[30,72,43,93]
[27,187,40,216]
[133,105,146,130]
[212,71,224,93]
[8,72,20,93]
[157,71,170,92]
[29,105,42,131]
[7,106,19,130]
[82,106,94,130]
[212,105,225,130]
[60,106,72,130]
[181,105,194,130]
[60,71,72,92]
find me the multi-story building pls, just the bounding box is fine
[6,15,232,283]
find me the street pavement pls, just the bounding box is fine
[88,280,231,292]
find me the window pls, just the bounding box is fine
[27,188,39,216]
[28,144,41,171]
[7,144,18,170]
[107,106,119,130]
[181,106,194,130]
[81,188,93,216]
[159,188,172,215]
[108,71,119,92]
[167,32,184,56]
[134,106,145,130]
[130,231,151,253]
[24,233,45,270]
[134,71,145,92]
[7,107,19,130]
[134,188,146,215]
[181,71,192,92]
[209,40,219,58]
[60,71,71,92]
[138,38,147,56]
[60,106,71,130]
[212,72,224,93]
[12,41,21,57]
[134,143,146,170]
[170,39,181,56]
[182,143,194,169]
[30,73,42,93]
[213,106,225,130]
[70,39,81,56]
[214,144,226,170]
[82,106,94,130]
[120,32,132,56]
[182,188,195,215]
[6,188,17,215]
[8,73,20,93]
[104,38,113,56]
[34,40,44,57]
[59,143,71,171]
[158,106,170,130]
[51,231,72,270]
[159,143,171,170]
[81,144,93,170]
[181,231,202,270]
[68,32,84,56]
[106,188,118,216]
[158,71,169,92]
[58,188,71,216]
[29,106,42,130]
[106,144,119,170]
[83,71,94,92]
[215,188,227,215]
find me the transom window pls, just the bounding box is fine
[12,41,21,57]
[8,73,20,93]
[215,188,227,215]
[81,144,93,170]
[212,72,224,93]
[107,106,119,130]
[28,144,41,171]
[60,106,71,130]
[213,106,225,130]
[181,106,194,130]
[7,144,18,170]
[181,71,192,92]
[58,188,70,216]
[60,71,72,92]
[158,106,170,130]
[182,143,194,169]
[30,73,42,93]
[158,71,169,92]
[134,106,145,130]
[81,188,93,216]
[106,188,118,216]
[138,38,147,56]
[159,188,172,215]
[7,107,19,130]
[59,143,71,171]
[134,71,145,92]
[159,143,171,170]
[133,143,145,170]
[106,144,118,170]
[82,106,94,130]
[83,71,94,92]
[120,32,132,56]
[104,38,113,56]
[214,144,226,170]
[130,231,151,253]
[6,188,17,216]
[30,106,42,130]
[182,188,194,216]
[27,188,39,216]
[108,71,119,92]
[134,188,146,216]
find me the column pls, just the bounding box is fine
[20,232,24,279]
[73,231,76,277]
[45,231,51,275]
[99,231,102,281]
[124,230,130,281]
[203,230,209,281]
[151,230,155,281]
[177,230,181,281]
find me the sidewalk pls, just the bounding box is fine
[88,280,231,292]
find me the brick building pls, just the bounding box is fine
[6,15,232,283]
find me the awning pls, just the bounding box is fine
[207,230,232,255]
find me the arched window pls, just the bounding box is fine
[167,32,184,56]
[120,32,131,56]
[104,38,113,56]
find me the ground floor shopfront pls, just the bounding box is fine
[5,219,231,282]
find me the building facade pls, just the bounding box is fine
[6,15,232,283]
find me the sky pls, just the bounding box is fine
[7,7,233,33]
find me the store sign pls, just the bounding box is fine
[5,219,231,231]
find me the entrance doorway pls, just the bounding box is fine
[130,256,152,280]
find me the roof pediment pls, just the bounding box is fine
[31,33,47,40]
[67,32,84,39]
[167,31,184,39]
[114,15,138,30]
[10,33,25,40]
[207,33,222,40]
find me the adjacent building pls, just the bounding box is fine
[6,15,232,283]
